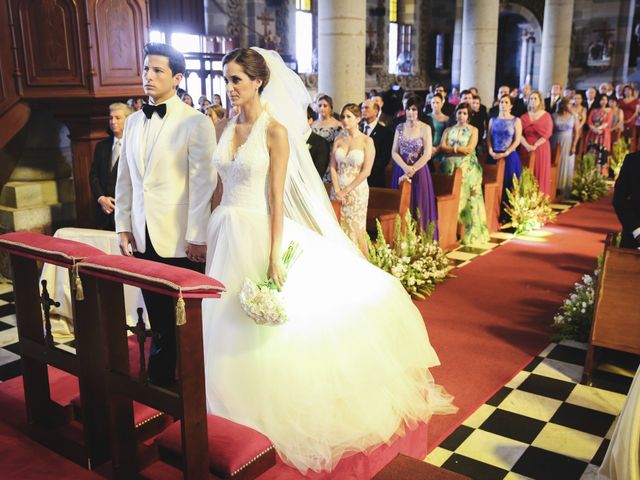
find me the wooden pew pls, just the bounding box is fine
[479,157,505,233]
[582,233,640,384]
[366,180,412,243]
[519,147,536,172]
[432,168,462,250]
[0,233,110,468]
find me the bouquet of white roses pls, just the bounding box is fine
[239,241,302,326]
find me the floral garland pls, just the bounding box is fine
[571,152,610,202]
[368,210,450,299]
[504,168,556,234]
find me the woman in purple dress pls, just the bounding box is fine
[390,95,438,238]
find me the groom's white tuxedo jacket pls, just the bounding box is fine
[115,94,217,258]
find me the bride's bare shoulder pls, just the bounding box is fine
[266,117,288,149]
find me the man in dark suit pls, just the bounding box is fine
[306,106,330,177]
[361,99,393,188]
[370,95,393,127]
[545,83,562,113]
[613,153,640,248]
[89,102,132,230]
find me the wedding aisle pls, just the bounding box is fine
[419,194,620,450]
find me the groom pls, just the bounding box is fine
[115,42,217,386]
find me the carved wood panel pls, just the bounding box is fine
[12,0,86,89]
[0,0,18,112]
[91,0,147,89]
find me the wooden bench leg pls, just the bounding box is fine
[582,344,596,385]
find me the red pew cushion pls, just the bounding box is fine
[156,414,276,479]
[78,254,224,298]
[0,232,104,267]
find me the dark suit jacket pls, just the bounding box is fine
[378,112,393,128]
[89,136,118,230]
[545,96,561,113]
[364,123,393,188]
[613,152,640,248]
[306,131,330,178]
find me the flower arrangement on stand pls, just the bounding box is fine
[571,152,610,202]
[503,168,556,234]
[367,210,450,299]
[610,136,629,179]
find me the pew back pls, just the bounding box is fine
[432,168,462,249]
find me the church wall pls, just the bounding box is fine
[568,0,634,89]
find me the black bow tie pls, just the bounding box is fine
[142,103,167,119]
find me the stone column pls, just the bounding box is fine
[459,0,499,105]
[318,0,366,109]
[538,0,574,96]
[451,0,463,88]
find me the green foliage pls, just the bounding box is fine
[611,137,629,179]
[367,210,450,299]
[504,168,557,234]
[571,152,610,202]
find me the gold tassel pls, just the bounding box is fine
[72,262,84,301]
[175,291,186,326]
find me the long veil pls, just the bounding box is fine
[251,47,358,253]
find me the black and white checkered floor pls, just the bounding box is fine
[425,342,638,480]
[0,198,635,480]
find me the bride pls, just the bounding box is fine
[202,47,456,474]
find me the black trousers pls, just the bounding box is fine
[134,228,205,385]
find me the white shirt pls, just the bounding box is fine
[142,94,180,168]
[363,119,378,136]
[111,136,122,169]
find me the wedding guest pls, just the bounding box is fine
[585,94,613,173]
[520,90,554,196]
[613,152,640,248]
[438,102,490,245]
[449,87,460,106]
[205,104,226,138]
[585,87,599,116]
[212,93,223,106]
[115,42,216,386]
[390,95,438,237]
[551,97,580,197]
[127,97,144,112]
[329,103,375,255]
[370,94,393,127]
[306,106,330,177]
[361,99,393,187]
[429,94,449,154]
[198,95,211,113]
[90,102,132,230]
[312,94,342,146]
[521,84,533,105]
[180,92,194,107]
[620,84,639,147]
[609,96,624,140]
[573,92,588,132]
[545,83,562,113]
[487,94,522,207]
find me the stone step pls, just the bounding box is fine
[0,178,75,209]
[0,202,76,232]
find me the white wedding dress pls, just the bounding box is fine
[201,107,457,473]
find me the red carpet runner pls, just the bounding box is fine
[420,195,620,451]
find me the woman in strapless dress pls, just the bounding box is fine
[329,103,375,255]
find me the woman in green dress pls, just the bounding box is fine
[437,102,490,245]
[429,94,449,155]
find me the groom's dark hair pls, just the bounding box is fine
[222,48,270,94]
[144,42,186,76]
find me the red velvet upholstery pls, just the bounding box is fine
[0,232,104,267]
[78,254,224,298]
[156,415,276,479]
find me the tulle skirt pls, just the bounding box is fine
[202,205,456,473]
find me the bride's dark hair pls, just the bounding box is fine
[222,48,270,94]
